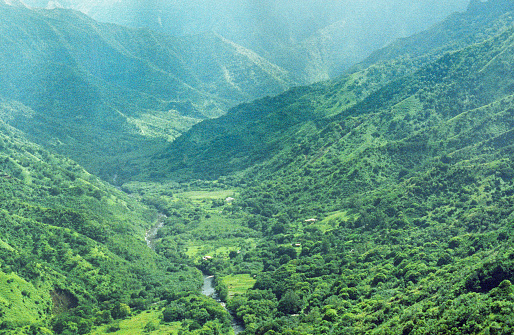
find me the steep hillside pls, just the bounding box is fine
[0,2,294,181]
[149,0,514,182]
[355,0,514,72]
[0,116,217,333]
[130,1,514,334]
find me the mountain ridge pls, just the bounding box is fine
[0,4,296,181]
[20,0,470,82]
[146,0,514,183]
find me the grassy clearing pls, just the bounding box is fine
[304,210,356,232]
[186,238,258,261]
[0,271,51,327]
[182,213,259,260]
[178,189,237,201]
[90,308,181,335]
[185,245,202,258]
[221,274,257,298]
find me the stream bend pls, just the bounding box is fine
[201,274,245,334]
[145,215,244,334]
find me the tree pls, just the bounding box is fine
[144,320,158,332]
[111,302,131,319]
[163,302,186,322]
[277,290,302,315]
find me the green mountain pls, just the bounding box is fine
[125,1,514,334]
[148,0,514,181]
[3,0,514,334]
[0,2,294,181]
[355,0,514,71]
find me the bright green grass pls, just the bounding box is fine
[305,210,357,233]
[221,274,257,298]
[183,213,258,260]
[179,190,237,201]
[90,308,181,335]
[0,271,51,327]
[390,95,422,117]
[185,245,202,258]
[186,238,258,261]
[320,210,350,225]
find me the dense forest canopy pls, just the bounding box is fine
[1,0,514,334]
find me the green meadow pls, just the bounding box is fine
[90,308,181,335]
[220,274,256,299]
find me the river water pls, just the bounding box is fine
[201,275,245,334]
[144,214,166,250]
[145,215,244,334]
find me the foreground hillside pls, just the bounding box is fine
[0,117,239,334]
[128,1,514,334]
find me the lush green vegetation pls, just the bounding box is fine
[0,3,296,182]
[89,308,181,335]
[0,123,235,334]
[2,1,514,334]
[221,275,257,299]
[127,1,514,334]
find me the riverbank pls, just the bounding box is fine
[201,274,245,334]
[144,214,166,250]
[144,212,244,334]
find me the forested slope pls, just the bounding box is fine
[0,106,240,334]
[149,0,514,183]
[134,1,514,334]
[356,0,514,71]
[0,119,197,333]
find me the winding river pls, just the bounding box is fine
[145,216,244,334]
[201,275,245,334]
[144,214,166,250]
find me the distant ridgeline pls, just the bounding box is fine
[21,0,471,83]
[468,0,514,12]
[0,2,295,182]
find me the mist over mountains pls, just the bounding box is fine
[0,1,294,179]
[21,0,470,82]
